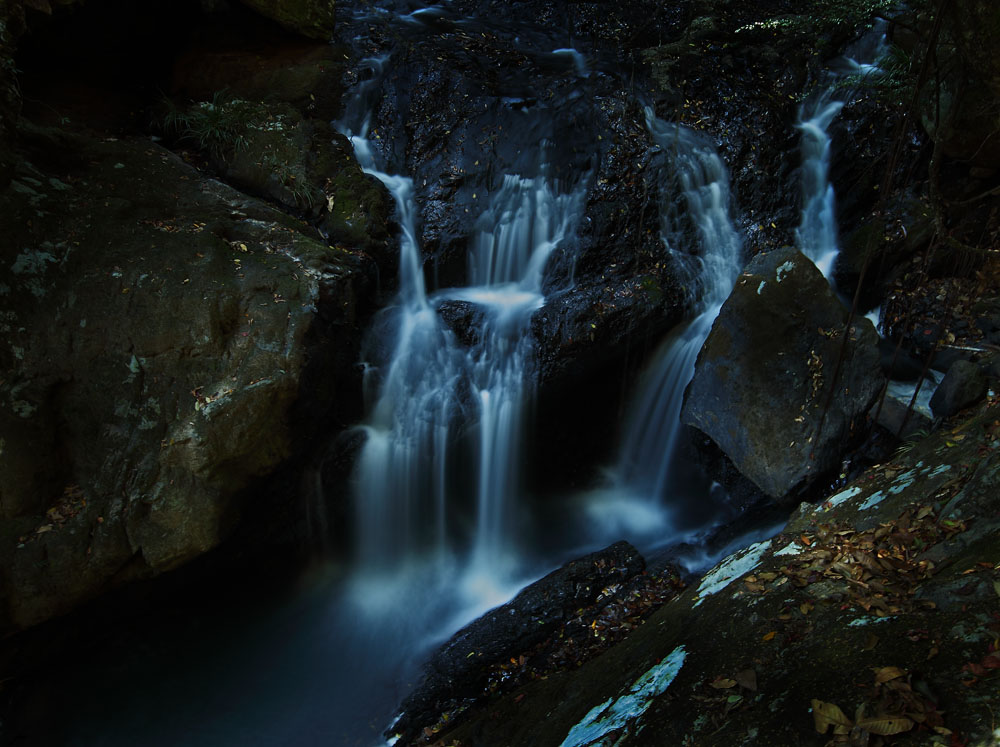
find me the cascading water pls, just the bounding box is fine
[796,22,888,281]
[795,94,845,280]
[336,59,463,583]
[587,113,743,545]
[451,172,585,576]
[337,33,593,617]
[305,46,590,744]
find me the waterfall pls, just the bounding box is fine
[452,173,586,575]
[796,22,888,281]
[339,56,588,603]
[337,58,459,580]
[795,94,844,280]
[592,113,742,543]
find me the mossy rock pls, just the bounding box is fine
[236,0,335,40]
[171,40,348,121]
[162,95,392,261]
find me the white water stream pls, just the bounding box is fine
[795,94,845,280]
[584,113,743,549]
[333,52,589,739]
[796,22,888,281]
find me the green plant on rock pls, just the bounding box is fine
[260,149,316,211]
[834,43,915,105]
[161,91,257,159]
[894,428,932,458]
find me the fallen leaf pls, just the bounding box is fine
[812,699,852,735]
[857,715,915,735]
[874,666,907,684]
[863,633,879,651]
[762,631,776,642]
[710,677,737,689]
[800,602,814,615]
[963,661,987,677]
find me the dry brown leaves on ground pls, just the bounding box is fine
[746,505,969,617]
[813,664,950,745]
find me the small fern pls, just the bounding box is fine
[893,427,931,458]
[161,91,253,159]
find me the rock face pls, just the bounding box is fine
[236,0,335,40]
[0,127,381,632]
[682,247,885,501]
[392,541,646,744]
[335,6,688,391]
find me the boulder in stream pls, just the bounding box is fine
[391,541,647,744]
[682,247,884,502]
[930,359,988,418]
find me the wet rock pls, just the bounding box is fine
[436,300,485,348]
[425,402,1000,747]
[338,6,686,386]
[391,541,645,744]
[682,247,885,502]
[930,359,988,418]
[0,129,375,632]
[929,344,980,375]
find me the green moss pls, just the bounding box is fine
[237,0,336,40]
[639,275,664,306]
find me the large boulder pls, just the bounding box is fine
[682,247,885,501]
[0,126,381,632]
[930,359,988,418]
[391,541,647,744]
